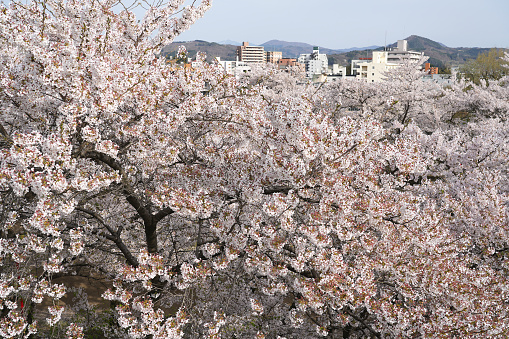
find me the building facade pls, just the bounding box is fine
[424,63,439,75]
[215,57,251,76]
[236,42,265,64]
[386,40,424,63]
[266,51,283,64]
[277,58,305,72]
[298,47,329,78]
[351,40,426,82]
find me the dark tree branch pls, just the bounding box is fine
[153,206,174,223]
[76,206,139,267]
[81,149,170,254]
[344,308,381,338]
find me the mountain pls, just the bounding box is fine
[260,40,381,58]
[328,35,495,69]
[161,40,238,62]
[402,35,493,68]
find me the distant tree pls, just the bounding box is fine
[439,66,452,74]
[460,48,508,85]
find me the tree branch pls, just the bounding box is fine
[76,206,139,267]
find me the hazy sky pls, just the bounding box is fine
[173,0,509,49]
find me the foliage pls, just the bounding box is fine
[460,48,509,85]
[1,1,509,338]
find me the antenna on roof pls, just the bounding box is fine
[385,31,387,51]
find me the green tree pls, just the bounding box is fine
[460,48,508,85]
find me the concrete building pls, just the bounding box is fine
[329,64,347,76]
[215,57,251,77]
[236,42,265,64]
[277,58,305,72]
[424,63,439,75]
[351,51,399,82]
[351,58,372,76]
[325,64,347,83]
[351,40,425,82]
[387,40,424,64]
[298,47,329,78]
[266,51,282,64]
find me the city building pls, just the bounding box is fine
[298,47,329,78]
[214,57,251,77]
[266,51,283,64]
[351,40,426,82]
[277,58,304,72]
[351,58,372,76]
[424,63,439,75]
[421,74,453,85]
[351,51,399,82]
[387,40,424,64]
[236,42,265,64]
[326,64,347,82]
[329,64,347,76]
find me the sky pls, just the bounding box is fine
[170,0,509,49]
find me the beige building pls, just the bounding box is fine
[237,42,265,64]
[277,58,304,71]
[266,51,282,64]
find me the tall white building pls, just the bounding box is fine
[298,47,329,78]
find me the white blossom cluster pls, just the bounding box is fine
[0,0,509,337]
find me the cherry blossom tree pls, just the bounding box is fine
[1,0,509,338]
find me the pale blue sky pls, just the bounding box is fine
[173,0,509,49]
[2,0,507,49]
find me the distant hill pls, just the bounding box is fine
[162,36,499,69]
[261,40,381,58]
[161,40,237,62]
[328,35,496,69]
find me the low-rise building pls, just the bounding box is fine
[424,63,439,75]
[277,58,305,72]
[351,40,426,82]
[352,51,399,82]
[215,57,251,76]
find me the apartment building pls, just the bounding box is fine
[298,47,329,78]
[266,51,283,64]
[236,42,265,63]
